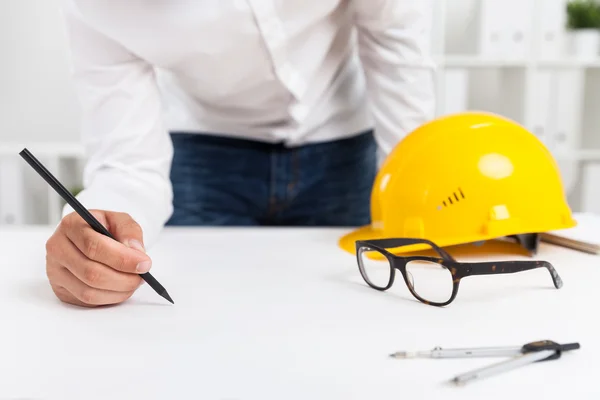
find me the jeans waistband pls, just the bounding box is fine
[169,130,374,153]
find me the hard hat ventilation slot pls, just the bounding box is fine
[439,188,465,210]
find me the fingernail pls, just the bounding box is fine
[136,260,152,273]
[127,239,146,253]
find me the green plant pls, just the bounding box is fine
[59,186,83,208]
[70,186,83,197]
[566,0,600,30]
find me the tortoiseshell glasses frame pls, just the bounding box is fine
[355,238,563,307]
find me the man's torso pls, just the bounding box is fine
[68,0,373,144]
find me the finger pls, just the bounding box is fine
[51,284,95,308]
[104,211,146,252]
[62,218,152,275]
[46,257,88,306]
[54,265,136,306]
[47,258,112,308]
[89,209,109,230]
[56,234,143,292]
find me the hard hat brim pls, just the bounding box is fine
[338,224,460,255]
[338,224,381,254]
[339,217,578,256]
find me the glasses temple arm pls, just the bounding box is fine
[462,260,563,289]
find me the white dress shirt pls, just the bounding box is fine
[61,0,436,246]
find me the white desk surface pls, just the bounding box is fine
[1,226,599,400]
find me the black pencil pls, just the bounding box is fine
[19,148,174,304]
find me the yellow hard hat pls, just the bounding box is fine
[339,111,577,255]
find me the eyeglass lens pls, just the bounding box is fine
[405,260,453,303]
[358,245,454,303]
[358,247,391,289]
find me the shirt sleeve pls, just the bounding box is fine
[61,2,174,247]
[353,0,436,161]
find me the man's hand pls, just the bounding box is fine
[45,210,152,307]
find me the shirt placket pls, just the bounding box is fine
[246,0,309,124]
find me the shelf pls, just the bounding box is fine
[435,56,530,68]
[554,150,600,162]
[577,150,600,162]
[0,142,85,157]
[538,59,600,69]
[2,143,598,162]
[432,56,600,69]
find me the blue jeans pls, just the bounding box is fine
[165,130,376,226]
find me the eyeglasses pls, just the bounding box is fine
[354,238,563,307]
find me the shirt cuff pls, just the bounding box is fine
[61,171,173,248]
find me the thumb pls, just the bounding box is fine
[104,211,147,254]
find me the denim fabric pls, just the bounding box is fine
[166,130,377,227]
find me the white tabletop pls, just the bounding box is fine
[1,226,599,400]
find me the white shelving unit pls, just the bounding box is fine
[1,0,599,226]
[0,142,84,226]
[429,0,600,213]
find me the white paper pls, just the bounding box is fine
[545,212,600,246]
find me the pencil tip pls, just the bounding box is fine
[162,291,174,304]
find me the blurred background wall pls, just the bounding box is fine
[0,0,599,225]
[0,0,81,144]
